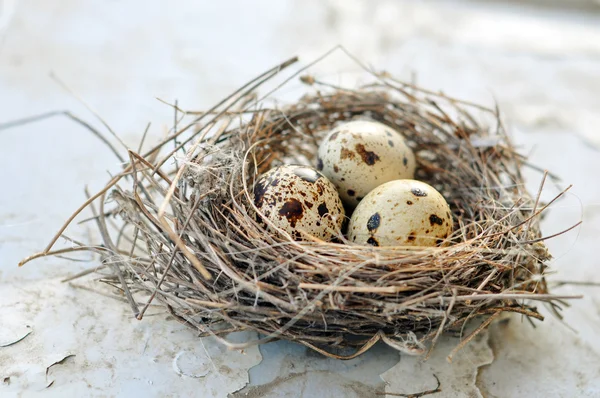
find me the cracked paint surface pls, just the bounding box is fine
[479,316,600,397]
[381,329,494,398]
[236,339,400,398]
[0,280,261,396]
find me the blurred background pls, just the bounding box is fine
[1,1,599,397]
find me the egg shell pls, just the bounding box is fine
[252,165,345,241]
[348,179,453,247]
[317,120,416,208]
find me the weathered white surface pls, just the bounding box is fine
[1,0,600,397]
[0,279,262,397]
[382,330,494,398]
[237,339,400,397]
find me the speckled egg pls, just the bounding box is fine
[348,180,453,247]
[253,165,345,241]
[317,120,416,208]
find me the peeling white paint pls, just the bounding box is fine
[0,280,261,396]
[381,329,494,398]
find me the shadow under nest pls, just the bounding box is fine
[22,56,575,360]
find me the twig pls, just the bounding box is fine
[377,374,441,397]
[447,312,501,363]
[298,283,414,293]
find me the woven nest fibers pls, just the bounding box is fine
[19,56,579,360]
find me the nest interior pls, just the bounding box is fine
[22,58,572,359]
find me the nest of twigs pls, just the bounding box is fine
[21,55,577,360]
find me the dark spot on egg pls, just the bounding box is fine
[334,164,340,173]
[355,144,380,165]
[329,131,340,141]
[340,147,356,161]
[436,238,443,246]
[429,214,444,226]
[366,237,379,246]
[407,200,413,205]
[388,140,394,147]
[253,181,269,208]
[385,130,393,137]
[278,198,304,228]
[403,156,408,166]
[347,189,356,197]
[317,203,329,217]
[411,187,427,197]
[367,213,381,232]
[316,157,324,171]
[292,166,320,183]
[304,200,314,209]
[407,233,416,242]
[341,177,346,182]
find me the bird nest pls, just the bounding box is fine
[21,55,576,360]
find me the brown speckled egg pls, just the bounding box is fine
[317,120,416,208]
[253,165,345,241]
[348,180,453,247]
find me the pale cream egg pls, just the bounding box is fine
[253,165,345,241]
[348,180,453,247]
[317,120,416,208]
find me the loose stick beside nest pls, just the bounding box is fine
[18,54,581,360]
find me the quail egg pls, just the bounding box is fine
[253,165,345,241]
[317,120,416,208]
[348,180,453,247]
